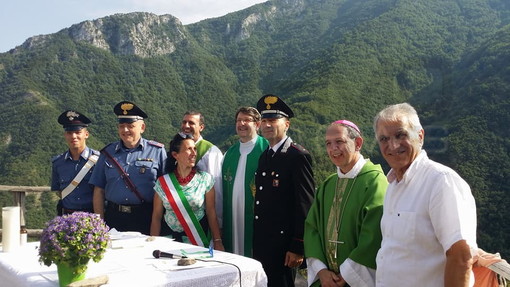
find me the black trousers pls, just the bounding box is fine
[105,201,153,235]
[265,265,296,287]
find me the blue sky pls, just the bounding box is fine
[0,0,267,53]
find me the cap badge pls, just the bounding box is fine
[66,111,80,121]
[121,103,134,115]
[264,96,278,109]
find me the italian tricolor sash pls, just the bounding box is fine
[158,173,209,247]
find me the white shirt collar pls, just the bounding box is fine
[270,136,288,153]
[337,155,366,179]
[239,136,257,154]
[240,136,258,146]
[387,149,427,183]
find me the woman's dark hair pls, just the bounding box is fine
[165,132,194,173]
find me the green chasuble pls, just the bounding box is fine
[304,160,388,286]
[222,136,268,257]
[195,139,214,163]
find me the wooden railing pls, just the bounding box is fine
[0,185,48,237]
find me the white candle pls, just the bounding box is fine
[2,206,21,252]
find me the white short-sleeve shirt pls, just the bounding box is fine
[376,150,477,287]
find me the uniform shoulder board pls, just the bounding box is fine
[148,140,164,148]
[100,142,116,153]
[290,142,309,153]
[91,149,100,156]
[51,154,62,163]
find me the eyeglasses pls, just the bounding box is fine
[236,118,256,123]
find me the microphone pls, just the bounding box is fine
[152,249,187,259]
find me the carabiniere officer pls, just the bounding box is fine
[52,110,99,215]
[253,94,315,287]
[90,101,167,235]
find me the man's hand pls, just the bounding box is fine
[318,269,345,287]
[284,251,304,268]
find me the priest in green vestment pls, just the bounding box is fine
[222,107,268,257]
[304,120,387,287]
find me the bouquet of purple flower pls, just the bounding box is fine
[39,212,110,273]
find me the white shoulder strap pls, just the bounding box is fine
[61,154,99,199]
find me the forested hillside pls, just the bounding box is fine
[420,24,510,255]
[0,0,509,256]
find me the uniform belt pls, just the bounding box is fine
[107,201,148,214]
[62,208,79,214]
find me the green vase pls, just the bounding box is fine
[56,263,86,287]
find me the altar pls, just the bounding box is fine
[0,234,267,286]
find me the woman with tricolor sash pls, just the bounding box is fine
[150,132,224,251]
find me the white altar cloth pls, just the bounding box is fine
[0,235,267,286]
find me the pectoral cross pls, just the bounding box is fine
[328,240,344,258]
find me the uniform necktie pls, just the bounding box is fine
[267,148,275,159]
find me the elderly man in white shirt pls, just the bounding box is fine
[373,103,478,287]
